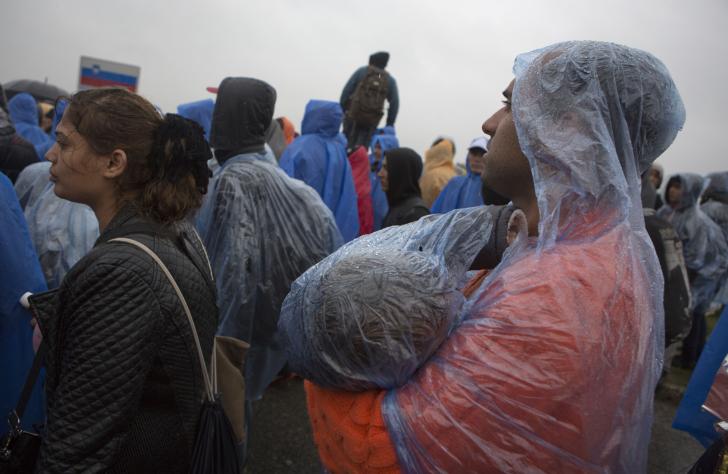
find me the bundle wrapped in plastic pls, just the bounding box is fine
[279,206,503,391]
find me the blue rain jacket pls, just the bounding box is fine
[196,152,342,400]
[8,93,53,160]
[369,133,400,230]
[431,136,488,213]
[14,162,99,289]
[1,172,46,435]
[177,99,214,141]
[280,100,359,242]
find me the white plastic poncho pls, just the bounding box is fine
[196,153,342,400]
[377,41,684,473]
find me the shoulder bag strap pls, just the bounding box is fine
[109,237,215,402]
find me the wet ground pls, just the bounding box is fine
[244,376,705,473]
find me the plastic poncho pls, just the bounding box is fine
[7,93,53,160]
[177,99,214,141]
[14,161,51,210]
[658,173,728,313]
[280,100,359,242]
[1,172,46,435]
[347,146,374,235]
[419,139,456,208]
[196,152,343,400]
[370,133,399,230]
[279,207,495,392]
[702,171,728,304]
[304,41,685,473]
[430,136,488,213]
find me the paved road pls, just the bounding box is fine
[244,377,705,473]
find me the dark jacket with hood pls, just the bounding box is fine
[0,106,38,182]
[382,147,429,228]
[210,77,276,163]
[29,205,217,473]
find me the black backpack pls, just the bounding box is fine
[347,66,389,127]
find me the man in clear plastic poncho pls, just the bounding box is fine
[430,136,488,213]
[302,41,685,473]
[702,171,728,305]
[279,100,359,242]
[658,173,728,367]
[196,77,343,404]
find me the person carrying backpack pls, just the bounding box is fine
[340,51,399,152]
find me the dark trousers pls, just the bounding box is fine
[681,309,707,368]
[343,118,376,153]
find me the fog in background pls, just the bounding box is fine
[3,0,726,182]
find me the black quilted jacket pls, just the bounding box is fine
[29,205,218,473]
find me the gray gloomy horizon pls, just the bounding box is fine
[3,0,726,182]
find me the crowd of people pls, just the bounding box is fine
[1,42,728,473]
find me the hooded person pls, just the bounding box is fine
[431,136,489,213]
[702,171,728,305]
[177,98,214,142]
[279,100,360,242]
[265,118,288,160]
[659,173,728,367]
[0,101,38,182]
[370,132,399,230]
[196,77,343,409]
[8,92,54,160]
[419,138,457,208]
[347,146,374,235]
[379,147,429,228]
[0,171,47,437]
[303,41,685,473]
[276,117,298,145]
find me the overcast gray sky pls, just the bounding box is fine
[3,0,726,180]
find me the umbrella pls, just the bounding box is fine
[4,79,69,103]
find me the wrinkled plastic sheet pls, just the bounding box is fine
[279,207,496,391]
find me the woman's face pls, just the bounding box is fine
[45,112,114,206]
[378,157,389,192]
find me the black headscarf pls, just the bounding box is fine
[210,77,276,163]
[384,147,422,206]
[369,52,390,69]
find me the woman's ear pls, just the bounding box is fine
[102,148,128,179]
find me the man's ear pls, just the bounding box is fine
[506,209,528,246]
[101,149,128,179]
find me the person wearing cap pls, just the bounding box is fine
[340,51,399,152]
[431,136,489,213]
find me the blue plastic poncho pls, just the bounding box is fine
[177,99,214,141]
[0,172,46,435]
[370,133,400,230]
[196,152,343,400]
[14,162,99,289]
[279,100,359,242]
[674,305,728,447]
[378,41,683,472]
[8,93,53,160]
[279,206,498,392]
[430,136,488,213]
[702,171,728,305]
[658,173,728,313]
